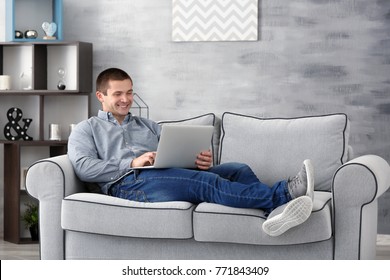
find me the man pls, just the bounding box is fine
[68,68,314,237]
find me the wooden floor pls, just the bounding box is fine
[376,234,390,260]
[1,234,390,260]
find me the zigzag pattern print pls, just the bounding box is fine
[172,0,258,42]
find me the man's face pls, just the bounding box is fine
[97,79,134,123]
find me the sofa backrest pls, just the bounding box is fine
[218,113,350,191]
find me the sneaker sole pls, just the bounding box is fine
[262,196,313,237]
[303,159,314,200]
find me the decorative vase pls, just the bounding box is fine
[29,225,39,241]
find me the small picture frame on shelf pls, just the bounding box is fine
[20,166,28,190]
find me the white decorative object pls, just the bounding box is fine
[172,0,258,42]
[49,124,61,140]
[42,22,57,40]
[0,75,11,90]
[19,67,33,90]
[57,67,66,90]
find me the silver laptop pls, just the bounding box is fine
[134,124,214,169]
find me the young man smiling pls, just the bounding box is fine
[68,67,314,236]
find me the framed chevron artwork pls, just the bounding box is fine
[172,0,258,42]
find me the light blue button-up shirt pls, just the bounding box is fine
[68,110,161,194]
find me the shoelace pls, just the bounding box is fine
[288,175,303,192]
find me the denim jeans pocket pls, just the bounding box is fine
[118,189,149,202]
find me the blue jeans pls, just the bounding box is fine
[109,162,291,213]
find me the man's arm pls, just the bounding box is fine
[67,121,133,183]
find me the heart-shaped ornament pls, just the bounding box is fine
[42,22,57,37]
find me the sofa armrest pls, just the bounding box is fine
[26,154,85,260]
[332,154,390,259]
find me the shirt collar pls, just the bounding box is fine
[98,110,132,125]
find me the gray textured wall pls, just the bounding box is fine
[0,0,389,233]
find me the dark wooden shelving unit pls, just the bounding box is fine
[1,41,92,243]
[2,140,68,243]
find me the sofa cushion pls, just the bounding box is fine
[219,113,350,191]
[193,192,332,245]
[158,113,221,165]
[62,193,195,239]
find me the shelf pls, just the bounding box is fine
[6,0,63,42]
[0,90,90,96]
[0,140,68,145]
[0,95,90,141]
[0,41,93,92]
[0,41,85,46]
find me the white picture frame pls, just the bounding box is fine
[172,0,258,42]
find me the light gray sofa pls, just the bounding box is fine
[26,112,390,260]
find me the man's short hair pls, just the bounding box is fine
[96,68,133,95]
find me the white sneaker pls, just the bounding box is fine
[262,195,313,237]
[287,159,314,200]
[303,159,314,200]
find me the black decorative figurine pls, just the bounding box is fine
[4,108,33,141]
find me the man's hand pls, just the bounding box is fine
[131,152,156,168]
[196,150,213,170]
